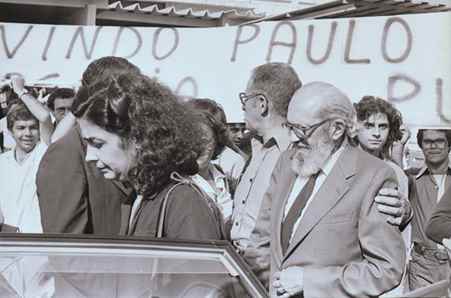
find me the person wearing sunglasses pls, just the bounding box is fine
[268,82,406,298]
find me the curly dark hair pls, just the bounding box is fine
[81,56,141,87]
[47,88,76,111]
[354,96,403,157]
[72,73,202,198]
[184,98,230,160]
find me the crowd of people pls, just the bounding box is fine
[0,56,450,297]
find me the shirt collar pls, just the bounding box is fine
[320,144,346,177]
[252,127,291,151]
[252,136,278,150]
[416,163,451,179]
[209,163,226,180]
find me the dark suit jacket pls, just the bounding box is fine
[426,185,451,244]
[36,126,132,235]
[267,145,406,298]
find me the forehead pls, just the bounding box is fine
[422,130,447,140]
[13,119,38,127]
[78,118,117,141]
[361,112,389,124]
[287,98,318,126]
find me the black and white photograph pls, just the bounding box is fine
[0,0,450,297]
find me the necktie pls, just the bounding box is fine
[281,173,319,254]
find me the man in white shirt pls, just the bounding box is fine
[0,103,52,298]
[0,103,47,232]
[230,63,301,287]
[268,82,406,298]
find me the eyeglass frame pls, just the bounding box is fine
[422,138,448,149]
[283,118,338,142]
[239,92,266,106]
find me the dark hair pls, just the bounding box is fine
[72,73,201,198]
[185,98,229,160]
[47,88,76,111]
[247,63,302,118]
[81,56,141,87]
[6,103,38,131]
[417,129,451,150]
[354,96,403,157]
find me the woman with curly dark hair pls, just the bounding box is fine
[71,73,224,240]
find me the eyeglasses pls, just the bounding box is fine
[423,139,447,148]
[283,118,334,141]
[239,92,265,106]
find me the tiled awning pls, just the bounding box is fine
[102,1,264,26]
[243,0,450,23]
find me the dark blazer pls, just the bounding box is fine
[36,126,132,235]
[426,185,451,244]
[267,145,406,298]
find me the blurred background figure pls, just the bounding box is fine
[228,122,252,158]
[47,88,75,125]
[185,98,236,221]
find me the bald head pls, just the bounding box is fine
[287,82,357,147]
[288,82,354,122]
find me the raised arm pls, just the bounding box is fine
[51,112,76,143]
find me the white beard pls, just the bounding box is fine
[291,135,335,177]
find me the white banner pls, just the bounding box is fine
[1,12,450,125]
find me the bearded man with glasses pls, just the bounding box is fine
[267,82,406,298]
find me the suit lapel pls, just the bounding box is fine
[283,146,358,261]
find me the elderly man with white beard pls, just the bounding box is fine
[267,82,406,298]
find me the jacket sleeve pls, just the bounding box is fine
[303,166,406,298]
[36,131,89,233]
[426,185,451,244]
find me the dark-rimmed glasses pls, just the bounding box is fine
[239,92,265,106]
[422,139,447,148]
[284,118,335,141]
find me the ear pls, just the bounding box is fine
[329,118,347,141]
[259,95,269,117]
